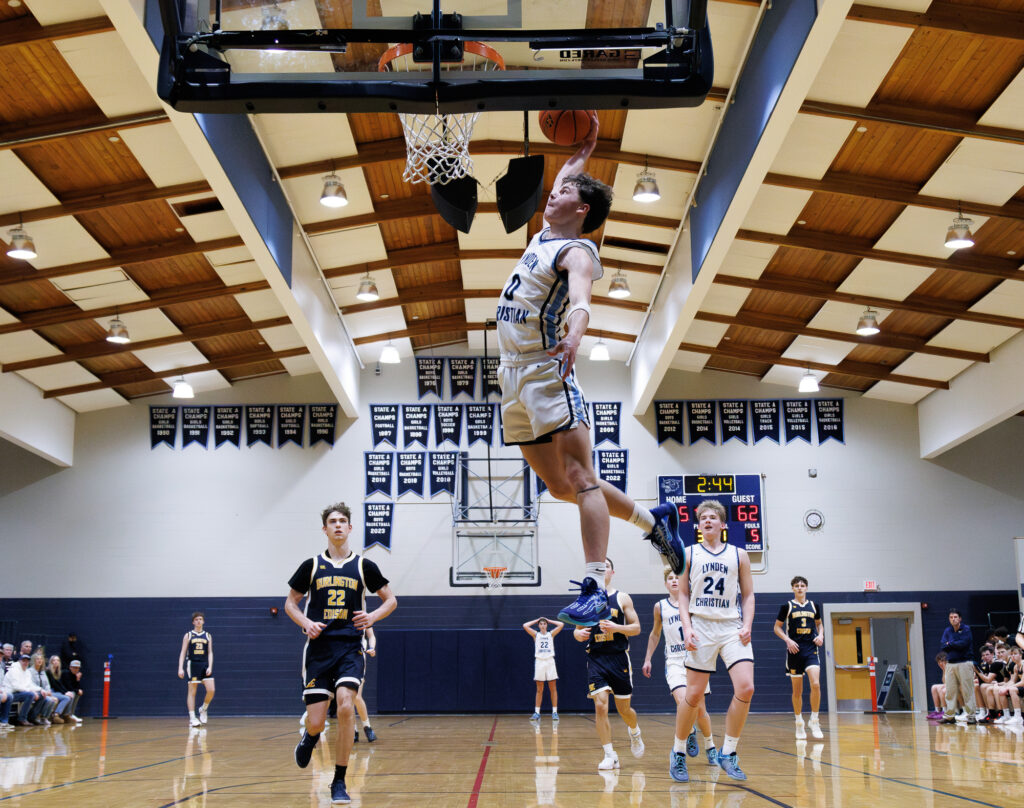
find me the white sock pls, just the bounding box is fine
[722,735,738,756]
[603,743,614,755]
[795,714,804,723]
[584,562,607,585]
[363,721,371,728]
[552,708,558,714]
[629,725,641,737]
[705,735,715,749]
[629,504,655,533]
[673,736,687,753]
[810,711,819,722]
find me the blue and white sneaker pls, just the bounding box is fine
[669,750,689,782]
[557,577,610,627]
[718,751,747,780]
[645,504,685,574]
[706,746,719,766]
[330,779,351,804]
[686,727,698,757]
[530,711,541,722]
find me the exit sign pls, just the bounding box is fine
[863,580,879,592]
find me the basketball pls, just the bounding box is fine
[538,109,596,146]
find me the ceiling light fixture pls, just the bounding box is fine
[798,369,819,394]
[380,342,401,364]
[590,338,610,361]
[172,376,194,399]
[105,313,131,344]
[6,215,37,260]
[943,203,974,249]
[319,173,348,208]
[632,157,661,203]
[261,1,288,31]
[356,272,379,302]
[855,308,880,336]
[607,271,631,299]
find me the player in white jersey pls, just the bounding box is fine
[495,112,684,628]
[670,500,755,783]
[642,569,717,765]
[524,617,564,721]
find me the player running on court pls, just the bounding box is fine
[642,569,717,765]
[774,575,824,739]
[495,111,683,627]
[670,500,755,782]
[523,617,564,721]
[287,502,397,805]
[177,612,214,728]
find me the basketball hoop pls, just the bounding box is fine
[482,565,508,591]
[378,42,505,185]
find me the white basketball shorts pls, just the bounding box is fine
[666,658,712,693]
[685,616,754,672]
[499,354,589,445]
[534,657,558,681]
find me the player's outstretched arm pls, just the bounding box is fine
[552,111,599,191]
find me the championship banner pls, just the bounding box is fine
[814,398,845,444]
[150,406,178,449]
[416,357,444,399]
[783,399,812,444]
[369,404,398,448]
[308,404,338,447]
[396,452,426,497]
[655,401,684,445]
[592,402,621,447]
[213,405,241,448]
[277,404,305,447]
[402,404,430,448]
[245,405,273,447]
[364,452,394,497]
[363,502,393,551]
[181,406,211,448]
[686,400,716,445]
[433,404,463,446]
[750,400,780,444]
[428,451,459,497]
[466,403,495,446]
[718,400,749,444]
[447,357,478,400]
[482,356,501,397]
[597,449,628,493]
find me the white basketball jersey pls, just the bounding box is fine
[658,598,686,660]
[688,542,742,621]
[535,631,555,659]
[496,228,602,358]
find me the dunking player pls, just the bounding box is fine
[495,111,683,626]
[287,502,397,805]
[177,612,214,728]
[670,500,755,782]
[642,569,717,766]
[774,576,824,739]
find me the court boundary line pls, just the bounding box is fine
[0,754,196,802]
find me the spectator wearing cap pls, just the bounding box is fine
[5,655,45,725]
[61,659,84,720]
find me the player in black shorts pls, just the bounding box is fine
[177,612,214,728]
[774,576,823,739]
[286,502,397,805]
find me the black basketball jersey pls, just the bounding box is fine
[777,599,820,645]
[288,550,388,643]
[587,590,629,655]
[185,630,211,662]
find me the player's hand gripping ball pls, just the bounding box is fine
[538,109,597,146]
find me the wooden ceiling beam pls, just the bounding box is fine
[848,2,1024,41]
[693,310,989,363]
[715,273,1024,330]
[0,15,114,50]
[341,285,648,315]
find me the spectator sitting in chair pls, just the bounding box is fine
[30,653,62,724]
[47,656,81,723]
[6,655,44,725]
[61,659,84,720]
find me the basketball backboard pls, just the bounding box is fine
[156,0,713,114]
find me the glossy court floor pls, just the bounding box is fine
[1,713,1021,807]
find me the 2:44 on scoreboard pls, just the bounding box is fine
[657,474,766,552]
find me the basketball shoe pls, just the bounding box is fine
[669,750,688,782]
[364,725,377,742]
[598,750,620,770]
[558,577,610,627]
[686,727,698,757]
[189,714,201,728]
[795,716,806,739]
[706,745,719,766]
[629,726,645,758]
[330,779,351,804]
[718,751,747,780]
[645,504,685,574]
[808,717,823,739]
[198,705,208,725]
[294,731,319,768]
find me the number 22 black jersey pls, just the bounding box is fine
[288,550,388,643]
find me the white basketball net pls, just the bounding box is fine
[483,566,507,591]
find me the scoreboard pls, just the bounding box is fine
[657,474,765,552]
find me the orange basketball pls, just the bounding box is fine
[538,109,596,146]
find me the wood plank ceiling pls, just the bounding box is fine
[0,0,1022,413]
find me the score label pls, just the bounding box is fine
[658,473,765,552]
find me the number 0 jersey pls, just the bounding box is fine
[288,550,388,643]
[688,542,742,621]
[496,227,602,360]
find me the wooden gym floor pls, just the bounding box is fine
[0,713,1020,807]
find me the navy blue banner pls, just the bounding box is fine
[482,357,501,397]
[364,452,393,496]
[246,405,273,447]
[213,405,241,448]
[429,451,459,497]
[718,400,748,444]
[416,357,444,398]
[466,403,495,446]
[814,398,845,444]
[277,404,305,447]
[597,449,628,493]
[370,404,398,447]
[592,402,621,447]
[750,400,780,444]
[655,401,683,445]
[150,406,178,449]
[402,404,430,448]
[686,400,716,445]
[434,404,463,447]
[308,404,337,447]
[396,452,426,497]
[448,357,478,400]
[783,400,812,444]
[363,502,393,551]
[181,406,210,448]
